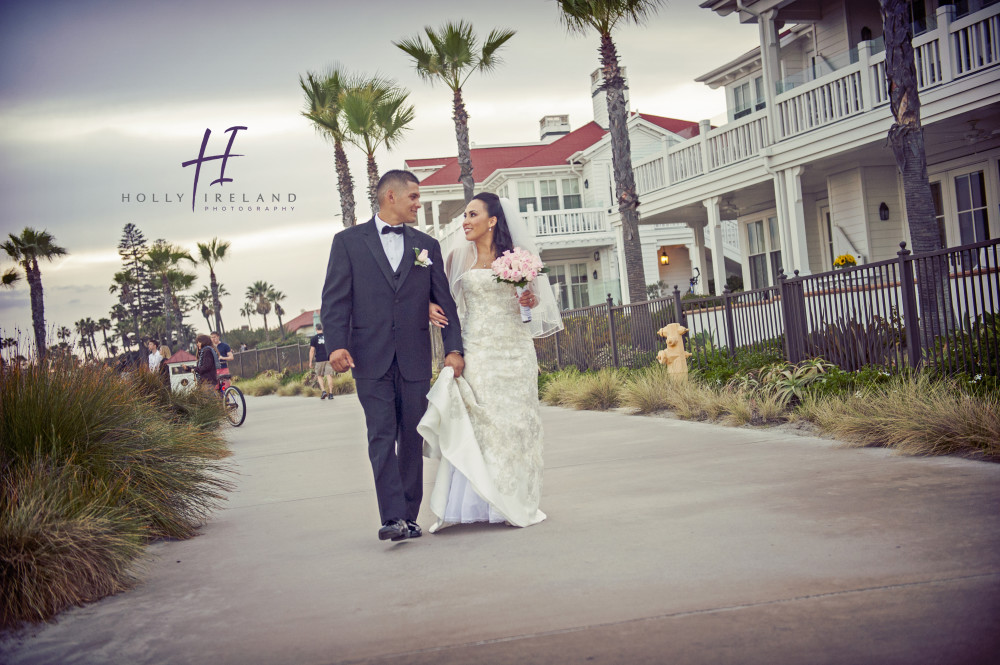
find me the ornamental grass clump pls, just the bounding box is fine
[1,461,145,627]
[799,373,1000,459]
[539,368,582,407]
[567,368,623,411]
[0,362,233,626]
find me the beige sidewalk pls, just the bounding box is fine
[3,394,999,665]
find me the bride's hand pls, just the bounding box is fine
[429,302,448,328]
[518,289,539,309]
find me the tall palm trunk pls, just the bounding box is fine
[209,270,223,333]
[366,153,380,217]
[160,277,172,343]
[26,260,46,361]
[453,88,474,203]
[101,330,110,358]
[334,140,357,227]
[881,0,949,339]
[600,32,646,305]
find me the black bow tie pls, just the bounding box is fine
[381,225,404,235]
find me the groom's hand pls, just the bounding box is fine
[444,351,464,378]
[330,348,354,373]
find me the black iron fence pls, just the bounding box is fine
[231,343,311,379]
[535,238,1000,377]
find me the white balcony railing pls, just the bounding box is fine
[635,3,999,197]
[634,156,666,196]
[531,207,608,236]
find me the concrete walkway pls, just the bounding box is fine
[3,394,1000,665]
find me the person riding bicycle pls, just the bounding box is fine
[192,334,219,386]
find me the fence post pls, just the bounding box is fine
[554,331,562,370]
[778,269,806,363]
[672,285,685,327]
[896,242,921,369]
[238,351,244,377]
[723,286,737,358]
[275,345,281,372]
[296,343,303,371]
[606,294,619,368]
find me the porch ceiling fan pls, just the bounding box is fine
[938,119,1000,146]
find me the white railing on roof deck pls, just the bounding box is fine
[775,65,866,139]
[634,156,666,196]
[706,112,771,170]
[667,142,704,183]
[953,3,1000,76]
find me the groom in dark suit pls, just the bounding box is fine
[321,170,464,542]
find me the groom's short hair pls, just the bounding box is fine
[376,170,419,204]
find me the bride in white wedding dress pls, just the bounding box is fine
[418,193,563,531]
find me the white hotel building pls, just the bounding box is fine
[407,0,999,305]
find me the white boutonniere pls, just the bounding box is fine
[414,248,432,267]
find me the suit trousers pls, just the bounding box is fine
[354,357,430,524]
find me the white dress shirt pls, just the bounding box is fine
[374,215,404,272]
[148,350,162,371]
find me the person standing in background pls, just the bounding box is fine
[309,323,335,400]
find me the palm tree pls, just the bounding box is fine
[301,68,357,228]
[2,228,67,361]
[246,281,273,332]
[194,286,214,330]
[167,270,196,343]
[395,21,516,203]
[557,0,662,305]
[97,318,112,358]
[74,319,92,360]
[268,288,288,339]
[195,237,231,334]
[143,241,194,344]
[879,0,948,338]
[57,325,71,344]
[341,77,416,215]
[240,302,255,329]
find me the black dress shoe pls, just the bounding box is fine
[378,519,408,541]
[406,520,422,539]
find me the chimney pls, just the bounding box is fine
[539,115,571,143]
[591,68,629,129]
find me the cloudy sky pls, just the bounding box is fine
[0,0,757,346]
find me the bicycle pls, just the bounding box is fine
[216,371,246,427]
[688,267,701,295]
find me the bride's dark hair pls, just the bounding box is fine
[472,192,514,258]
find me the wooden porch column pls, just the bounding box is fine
[704,196,727,295]
[784,166,812,275]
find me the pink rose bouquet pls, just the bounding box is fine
[491,247,546,323]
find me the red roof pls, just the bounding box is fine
[166,349,196,364]
[407,114,698,186]
[283,309,318,334]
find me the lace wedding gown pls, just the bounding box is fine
[418,270,546,529]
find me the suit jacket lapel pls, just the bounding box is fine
[396,226,416,290]
[361,219,397,290]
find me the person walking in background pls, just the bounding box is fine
[309,323,335,400]
[211,331,233,377]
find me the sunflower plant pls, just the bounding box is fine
[833,253,857,269]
